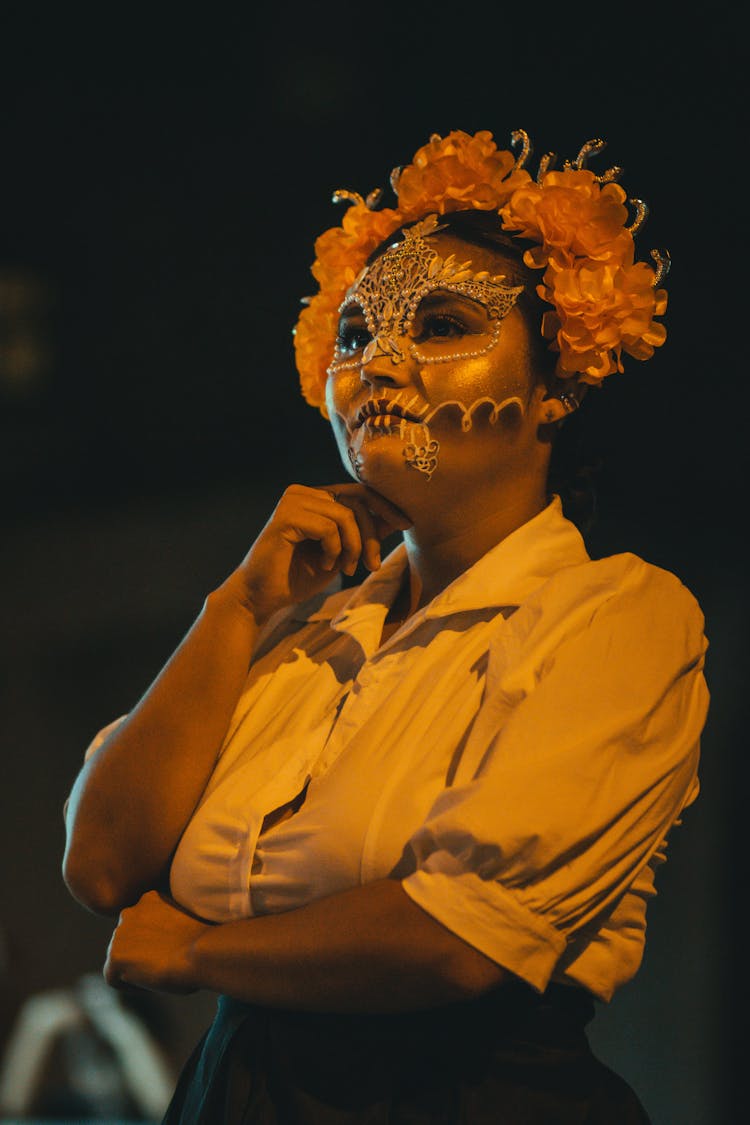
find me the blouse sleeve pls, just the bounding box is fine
[401,559,709,994]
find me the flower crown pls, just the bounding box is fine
[293,129,670,418]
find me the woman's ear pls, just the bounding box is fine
[537,381,587,424]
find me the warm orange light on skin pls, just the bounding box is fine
[324,233,566,610]
[327,236,552,503]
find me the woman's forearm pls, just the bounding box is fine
[63,586,261,914]
[104,881,506,1010]
[187,880,506,1012]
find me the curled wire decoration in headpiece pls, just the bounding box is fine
[332,188,384,212]
[596,165,623,184]
[293,129,670,416]
[574,138,607,168]
[536,152,556,182]
[331,189,365,207]
[559,138,622,184]
[650,249,671,287]
[572,139,623,184]
[510,128,532,170]
[626,198,650,235]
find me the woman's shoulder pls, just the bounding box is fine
[579,548,697,590]
[587,550,702,609]
[544,549,706,642]
[485,551,708,705]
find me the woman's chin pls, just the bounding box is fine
[348,429,402,476]
[346,436,422,498]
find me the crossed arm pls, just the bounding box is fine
[63,485,706,1014]
[103,880,505,1012]
[62,486,507,1012]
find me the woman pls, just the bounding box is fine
[63,129,709,1123]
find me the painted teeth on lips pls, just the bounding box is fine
[355,399,423,428]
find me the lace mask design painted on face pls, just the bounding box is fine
[329,214,524,373]
[333,215,526,481]
[346,393,526,481]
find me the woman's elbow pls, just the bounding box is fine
[61,845,135,916]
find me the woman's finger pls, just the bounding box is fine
[325,484,412,532]
[326,494,382,572]
[283,510,345,572]
[279,487,354,569]
[360,486,412,531]
[317,484,414,573]
[326,502,363,575]
[298,492,363,574]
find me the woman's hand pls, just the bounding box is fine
[219,483,412,625]
[104,891,210,994]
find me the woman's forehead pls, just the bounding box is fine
[427,231,512,273]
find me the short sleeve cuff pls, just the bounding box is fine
[402,864,566,994]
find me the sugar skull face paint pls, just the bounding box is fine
[326,223,538,487]
[328,214,524,375]
[344,392,527,481]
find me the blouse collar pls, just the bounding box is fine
[300,496,589,636]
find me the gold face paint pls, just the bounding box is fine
[329,216,528,482]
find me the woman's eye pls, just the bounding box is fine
[421,314,467,339]
[336,324,371,355]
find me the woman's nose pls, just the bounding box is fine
[359,334,415,387]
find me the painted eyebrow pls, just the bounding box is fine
[416,290,492,316]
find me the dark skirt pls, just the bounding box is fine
[162,982,651,1123]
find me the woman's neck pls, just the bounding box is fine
[401,485,548,611]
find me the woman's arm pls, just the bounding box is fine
[104,880,506,1011]
[63,484,410,916]
[62,588,261,915]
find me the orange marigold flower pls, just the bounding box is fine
[501,170,633,270]
[292,130,669,410]
[397,129,532,219]
[540,259,668,381]
[293,293,341,417]
[311,204,402,291]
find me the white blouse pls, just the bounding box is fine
[94,498,710,1002]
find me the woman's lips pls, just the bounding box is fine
[363,413,410,430]
[354,400,424,429]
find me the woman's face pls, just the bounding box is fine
[325,230,553,518]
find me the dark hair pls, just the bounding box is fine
[368,209,601,535]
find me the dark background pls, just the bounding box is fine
[1,5,744,1122]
